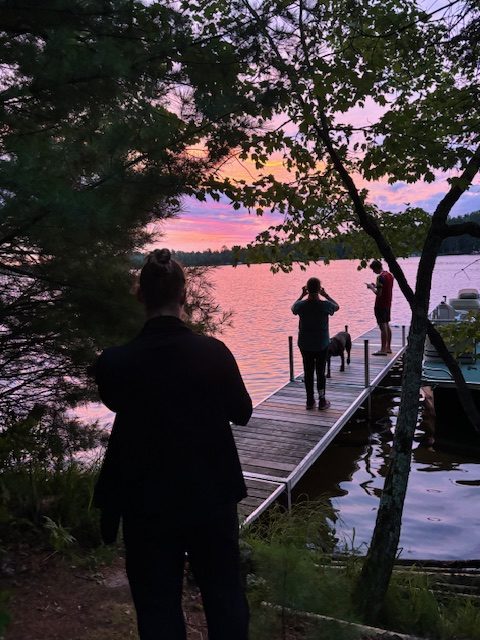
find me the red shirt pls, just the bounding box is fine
[375,271,394,309]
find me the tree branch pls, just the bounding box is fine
[416,144,480,315]
[439,220,480,238]
[431,144,480,229]
[0,210,49,248]
[313,114,417,307]
[240,0,418,307]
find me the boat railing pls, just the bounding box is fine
[422,365,453,381]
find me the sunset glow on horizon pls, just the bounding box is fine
[160,104,480,253]
[160,175,480,252]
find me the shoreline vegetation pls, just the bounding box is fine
[169,212,480,267]
[2,493,480,640]
[2,388,480,640]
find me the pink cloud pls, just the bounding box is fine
[364,174,480,215]
[159,199,283,252]
[212,150,296,184]
[159,115,480,251]
[161,180,480,252]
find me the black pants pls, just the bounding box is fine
[300,348,328,403]
[122,503,249,640]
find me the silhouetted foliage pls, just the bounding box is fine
[0,0,251,461]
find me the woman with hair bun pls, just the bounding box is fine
[93,248,252,640]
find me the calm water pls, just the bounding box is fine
[86,255,480,560]
[210,255,480,402]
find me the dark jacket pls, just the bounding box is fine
[93,316,252,518]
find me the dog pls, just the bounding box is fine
[327,325,352,378]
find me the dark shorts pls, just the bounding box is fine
[375,306,391,324]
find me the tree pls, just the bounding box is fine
[0,1,253,454]
[439,211,480,254]
[192,0,480,621]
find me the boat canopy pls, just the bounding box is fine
[448,288,480,314]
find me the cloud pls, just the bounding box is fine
[365,176,480,216]
[160,147,480,251]
[213,150,297,184]
[159,197,283,251]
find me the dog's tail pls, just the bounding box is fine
[345,325,348,333]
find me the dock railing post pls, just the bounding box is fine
[402,325,406,347]
[364,339,372,418]
[364,339,370,388]
[286,481,292,512]
[288,336,294,381]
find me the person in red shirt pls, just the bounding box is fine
[366,259,394,355]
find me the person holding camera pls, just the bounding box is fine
[292,277,339,410]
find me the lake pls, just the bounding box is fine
[213,256,480,560]
[86,255,480,560]
[210,255,480,403]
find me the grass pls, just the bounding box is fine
[244,503,480,640]
[2,464,480,640]
[0,460,102,549]
[384,571,480,639]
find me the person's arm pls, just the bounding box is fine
[91,349,125,543]
[366,275,383,297]
[319,286,339,311]
[221,344,253,426]
[291,286,308,313]
[95,350,123,413]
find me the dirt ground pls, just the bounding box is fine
[0,547,396,640]
[1,548,209,640]
[1,547,316,640]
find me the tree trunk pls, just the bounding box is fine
[355,312,428,622]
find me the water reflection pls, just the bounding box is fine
[294,366,480,560]
[217,258,480,559]
[456,479,480,486]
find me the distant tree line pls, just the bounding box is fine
[439,211,480,254]
[172,240,351,267]
[172,211,480,266]
[172,247,247,266]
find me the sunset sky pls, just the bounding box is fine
[160,172,480,252]
[160,100,480,253]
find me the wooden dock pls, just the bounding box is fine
[235,325,407,524]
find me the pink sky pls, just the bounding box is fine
[160,108,480,252]
[160,175,480,252]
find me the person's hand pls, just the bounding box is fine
[301,285,308,296]
[366,282,374,291]
[319,287,327,297]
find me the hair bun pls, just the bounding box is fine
[139,248,185,311]
[148,248,171,266]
